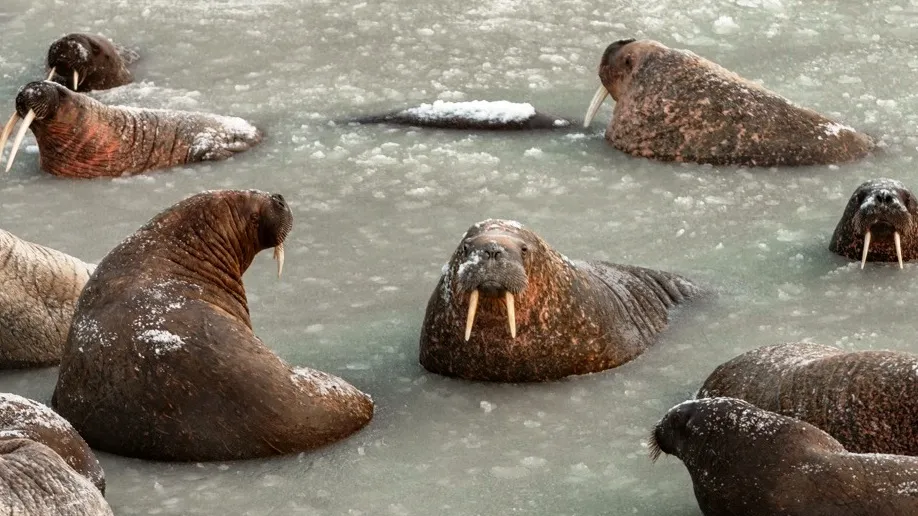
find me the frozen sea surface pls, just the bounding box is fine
[2,0,918,514]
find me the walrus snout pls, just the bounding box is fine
[256,192,293,278]
[651,399,700,461]
[0,81,65,173]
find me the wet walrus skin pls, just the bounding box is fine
[583,39,875,167]
[0,228,95,368]
[698,342,918,456]
[829,178,918,269]
[0,439,111,515]
[650,397,918,516]
[0,393,105,493]
[419,219,702,382]
[52,190,374,461]
[0,81,262,177]
[46,33,139,92]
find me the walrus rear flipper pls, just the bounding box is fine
[343,100,573,131]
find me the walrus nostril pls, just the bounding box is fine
[271,193,286,207]
[877,191,895,204]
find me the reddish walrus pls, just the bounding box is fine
[52,190,373,461]
[0,81,262,177]
[45,33,139,92]
[419,219,702,382]
[698,342,918,456]
[583,38,875,167]
[829,178,918,269]
[650,397,918,516]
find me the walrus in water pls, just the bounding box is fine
[46,33,139,92]
[650,397,918,516]
[0,228,95,368]
[0,393,105,493]
[419,219,702,382]
[697,342,918,456]
[829,178,916,269]
[583,38,875,167]
[0,81,262,177]
[52,190,373,461]
[346,100,572,130]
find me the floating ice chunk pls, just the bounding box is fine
[401,100,537,124]
[712,16,740,34]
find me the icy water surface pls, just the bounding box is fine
[2,0,918,514]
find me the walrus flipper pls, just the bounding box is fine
[583,261,701,340]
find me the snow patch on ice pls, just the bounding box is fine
[401,100,536,124]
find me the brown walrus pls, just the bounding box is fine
[419,219,702,382]
[0,393,105,493]
[0,81,262,177]
[46,33,139,92]
[650,397,918,516]
[52,190,373,461]
[829,178,916,269]
[583,38,875,167]
[346,100,572,130]
[0,439,111,515]
[697,342,918,456]
[0,228,95,368]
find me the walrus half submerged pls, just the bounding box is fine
[584,38,875,167]
[419,219,702,382]
[52,190,373,461]
[0,81,262,177]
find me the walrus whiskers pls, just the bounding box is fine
[505,291,516,339]
[895,231,904,269]
[647,429,663,463]
[464,289,479,342]
[860,230,872,269]
[0,112,19,162]
[273,243,284,278]
[5,109,36,173]
[583,85,609,128]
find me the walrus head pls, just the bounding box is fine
[448,219,540,342]
[0,81,70,173]
[583,38,638,128]
[830,178,917,269]
[46,33,112,92]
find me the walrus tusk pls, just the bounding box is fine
[273,243,284,278]
[583,85,610,128]
[0,112,19,161]
[505,291,516,339]
[5,109,35,173]
[464,289,479,342]
[860,230,871,269]
[73,70,80,91]
[895,231,904,269]
[46,67,56,81]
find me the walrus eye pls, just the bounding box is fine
[624,54,633,69]
[520,244,528,257]
[462,243,471,256]
[89,40,102,56]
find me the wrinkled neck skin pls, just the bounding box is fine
[101,200,258,326]
[28,92,192,178]
[0,229,93,305]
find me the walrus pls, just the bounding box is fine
[419,219,702,382]
[697,342,918,456]
[583,38,875,166]
[0,81,262,177]
[52,189,374,461]
[346,100,572,130]
[0,393,105,493]
[0,228,95,368]
[829,178,916,269]
[0,439,112,515]
[46,33,139,92]
[650,397,918,516]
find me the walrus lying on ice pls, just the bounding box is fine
[0,81,262,177]
[583,38,875,167]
